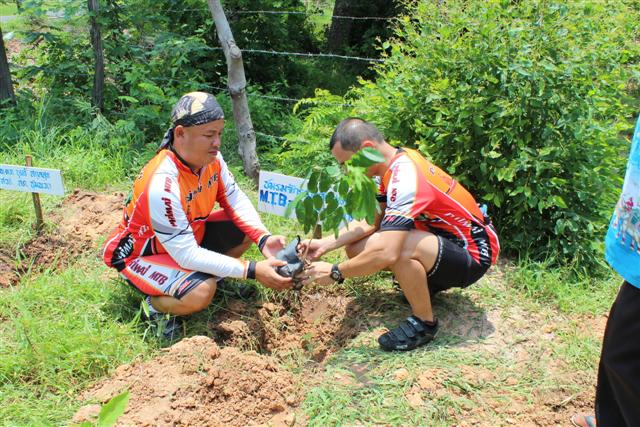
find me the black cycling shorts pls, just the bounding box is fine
[200,220,247,254]
[427,235,490,295]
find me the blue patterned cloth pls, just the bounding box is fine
[605,115,640,287]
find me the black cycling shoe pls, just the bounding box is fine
[217,279,256,299]
[142,297,185,342]
[146,312,185,342]
[378,315,439,351]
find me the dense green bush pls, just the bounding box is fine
[282,0,640,272]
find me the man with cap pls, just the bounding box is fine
[103,92,292,338]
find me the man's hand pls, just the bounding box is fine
[303,261,335,285]
[260,235,286,258]
[300,238,331,261]
[256,257,293,290]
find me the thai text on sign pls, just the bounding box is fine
[0,164,65,196]
[257,171,305,218]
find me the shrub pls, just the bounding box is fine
[281,0,640,272]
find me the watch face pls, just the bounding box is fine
[330,265,341,281]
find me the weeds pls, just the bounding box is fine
[0,258,153,425]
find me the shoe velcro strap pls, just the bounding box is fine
[406,316,426,334]
[388,328,408,343]
[399,322,417,339]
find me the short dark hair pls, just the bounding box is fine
[329,118,385,152]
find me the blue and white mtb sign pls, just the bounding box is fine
[257,171,305,218]
[0,164,65,196]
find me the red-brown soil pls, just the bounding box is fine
[0,189,123,287]
[74,336,301,427]
[211,291,376,362]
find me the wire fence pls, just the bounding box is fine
[9,21,388,64]
[201,45,385,63]
[4,3,387,142]
[163,7,397,21]
[8,64,356,109]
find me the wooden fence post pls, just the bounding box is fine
[88,0,104,112]
[207,0,260,183]
[0,24,16,108]
[25,156,44,232]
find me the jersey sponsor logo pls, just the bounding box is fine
[114,234,135,261]
[164,177,172,193]
[442,212,471,227]
[470,222,492,266]
[207,173,218,188]
[138,225,150,237]
[161,197,177,226]
[149,271,168,285]
[391,165,401,184]
[185,183,203,202]
[390,187,398,203]
[128,258,151,276]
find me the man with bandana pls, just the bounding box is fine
[103,92,292,338]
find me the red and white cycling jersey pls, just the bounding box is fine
[103,149,269,279]
[379,148,500,266]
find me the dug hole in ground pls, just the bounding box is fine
[1,190,608,426]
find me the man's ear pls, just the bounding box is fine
[173,125,185,143]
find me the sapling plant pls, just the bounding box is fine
[279,147,384,288]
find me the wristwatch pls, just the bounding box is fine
[330,264,345,284]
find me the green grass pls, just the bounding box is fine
[0,120,154,191]
[0,118,155,251]
[298,267,613,425]
[504,258,620,315]
[0,121,622,425]
[0,3,17,15]
[0,257,154,426]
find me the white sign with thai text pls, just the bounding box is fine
[0,164,65,196]
[258,171,306,218]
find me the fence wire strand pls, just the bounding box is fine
[159,7,397,21]
[6,3,376,117]
[9,62,355,107]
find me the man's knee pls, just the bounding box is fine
[226,236,252,258]
[180,278,217,313]
[345,232,383,259]
[345,241,360,259]
[240,235,252,250]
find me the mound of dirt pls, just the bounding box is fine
[0,190,123,287]
[212,292,373,362]
[0,250,16,287]
[75,336,300,427]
